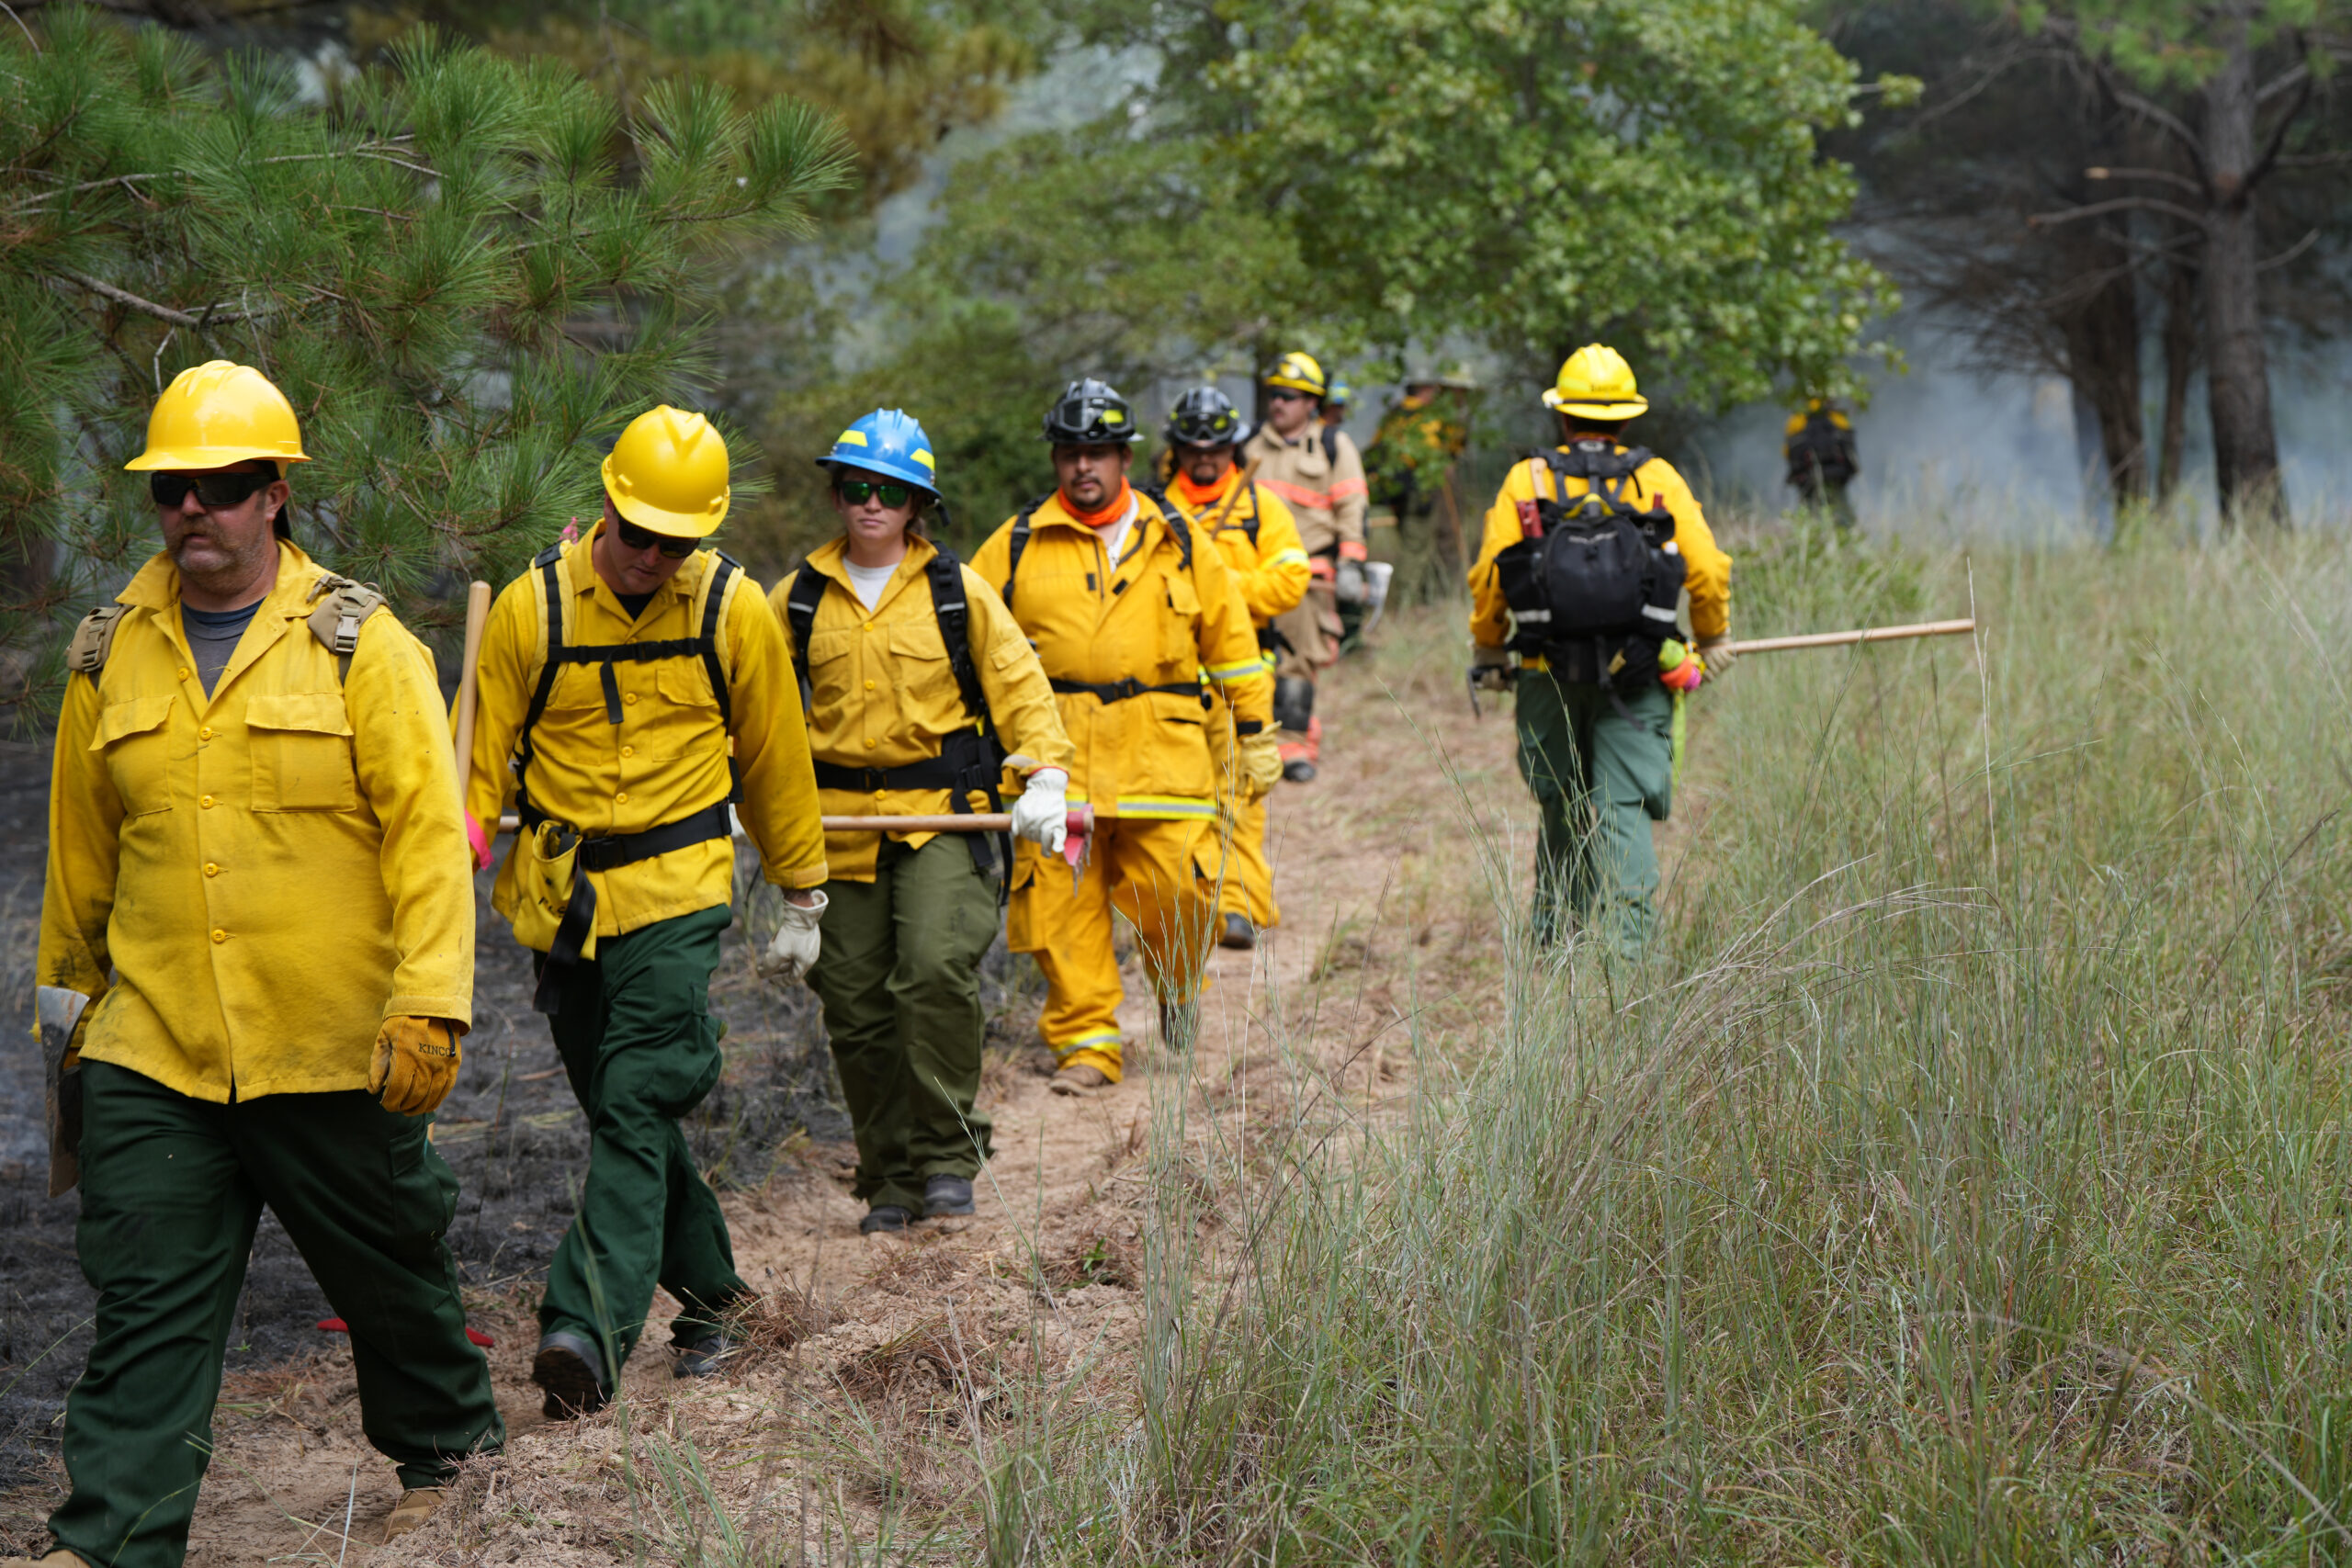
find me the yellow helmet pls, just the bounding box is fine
[125,360,310,472]
[1264,351,1327,398]
[1543,344,1648,420]
[600,405,730,538]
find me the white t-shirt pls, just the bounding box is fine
[844,559,898,611]
[1094,494,1139,568]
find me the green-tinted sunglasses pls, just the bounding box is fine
[836,479,915,508]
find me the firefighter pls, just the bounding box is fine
[1161,387,1311,951]
[463,406,827,1417]
[1242,351,1369,782]
[771,410,1075,1234]
[1363,366,1475,633]
[28,360,499,1567]
[1783,398,1860,526]
[969,378,1280,1094]
[1467,344,1733,953]
[1319,377,1353,430]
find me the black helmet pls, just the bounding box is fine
[1042,378,1142,446]
[1166,386,1242,448]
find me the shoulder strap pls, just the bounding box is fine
[697,552,739,732]
[1003,494,1051,611]
[1242,484,1261,549]
[66,604,128,680]
[1138,487,1193,572]
[1321,425,1340,466]
[784,562,826,715]
[304,574,388,683]
[514,544,569,818]
[925,547,989,727]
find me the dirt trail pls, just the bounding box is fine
[1,637,1533,1565]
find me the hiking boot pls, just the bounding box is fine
[531,1330,609,1420]
[383,1487,446,1542]
[923,1175,975,1218]
[1218,912,1256,950]
[859,1203,913,1235]
[1050,1063,1111,1097]
[673,1331,731,1379]
[3,1552,90,1566]
[1282,759,1317,784]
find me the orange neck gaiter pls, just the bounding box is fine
[1063,479,1134,530]
[1170,467,1237,511]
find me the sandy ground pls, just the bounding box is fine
[0,620,1546,1565]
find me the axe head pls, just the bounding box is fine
[1063,805,1094,884]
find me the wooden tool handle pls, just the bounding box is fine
[1718,617,1975,657]
[451,581,493,808]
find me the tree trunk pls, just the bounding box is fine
[2200,7,2286,528]
[2058,222,2146,511]
[2155,247,2199,506]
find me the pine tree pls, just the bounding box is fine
[0,6,852,706]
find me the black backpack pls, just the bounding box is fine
[1785,410,1858,486]
[1492,444,1685,687]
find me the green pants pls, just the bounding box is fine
[1514,671,1675,953]
[535,904,746,1368]
[51,1061,501,1568]
[810,836,1000,1214]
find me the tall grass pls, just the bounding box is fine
[995,525,2352,1563]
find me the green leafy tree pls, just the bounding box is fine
[1212,0,1908,411]
[0,6,850,707]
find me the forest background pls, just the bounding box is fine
[7,0,2352,706]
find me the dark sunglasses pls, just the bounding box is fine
[150,468,277,510]
[835,479,915,509]
[615,518,698,558]
[1265,389,1312,403]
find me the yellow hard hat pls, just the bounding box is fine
[600,405,730,538]
[1543,344,1648,420]
[125,360,310,472]
[1264,351,1328,398]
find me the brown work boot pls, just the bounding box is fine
[383,1487,447,1542]
[1050,1063,1111,1097]
[2,1552,90,1566]
[1218,912,1256,950]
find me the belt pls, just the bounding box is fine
[1050,677,1204,704]
[812,755,965,793]
[813,731,1009,881]
[526,802,734,1013]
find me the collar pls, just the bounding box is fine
[807,534,934,611]
[118,539,322,618]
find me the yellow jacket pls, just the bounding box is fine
[467,533,827,942]
[1170,472,1312,649]
[770,536,1075,882]
[39,544,473,1103]
[1470,442,1733,663]
[1242,421,1369,557]
[967,489,1272,819]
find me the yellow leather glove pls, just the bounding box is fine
[1239,730,1284,802]
[371,1017,464,1116]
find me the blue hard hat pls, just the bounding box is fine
[817,408,938,495]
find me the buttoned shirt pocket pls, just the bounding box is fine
[93,694,176,817]
[654,661,726,761]
[888,620,956,708]
[245,691,356,812]
[803,628,858,723]
[1159,572,1203,666]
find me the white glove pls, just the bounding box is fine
[1009,768,1069,856]
[1335,558,1368,604]
[756,891,829,984]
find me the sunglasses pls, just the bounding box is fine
[615,518,698,558]
[1265,389,1311,403]
[150,468,277,510]
[836,479,915,509]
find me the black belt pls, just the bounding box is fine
[525,803,734,1013]
[812,733,1010,883]
[812,755,963,793]
[1050,677,1204,704]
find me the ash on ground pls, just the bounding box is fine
[0,736,1039,1494]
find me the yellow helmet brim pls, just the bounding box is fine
[1264,376,1324,396]
[600,451,727,538]
[125,445,309,471]
[1543,390,1649,419]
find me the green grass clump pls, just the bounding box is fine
[1002,526,2352,1565]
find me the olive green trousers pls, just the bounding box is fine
[810,835,1001,1215]
[536,904,748,1370]
[1513,671,1675,953]
[50,1061,501,1568]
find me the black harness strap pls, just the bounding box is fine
[1050,676,1204,704]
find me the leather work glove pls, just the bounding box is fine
[1009,768,1069,856]
[463,811,495,872]
[1697,636,1736,678]
[371,1017,464,1116]
[757,891,830,985]
[1334,558,1369,605]
[1470,643,1516,692]
[1239,730,1284,801]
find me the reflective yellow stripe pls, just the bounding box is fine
[1060,1028,1124,1053]
[1114,795,1217,819]
[1268,548,1310,568]
[1205,658,1261,682]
